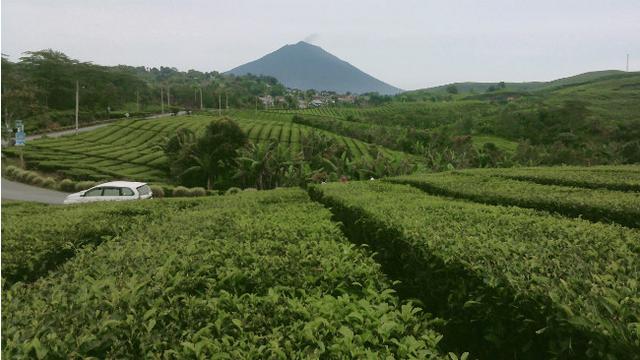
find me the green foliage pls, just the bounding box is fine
[148,185,165,198]
[41,177,56,189]
[486,165,640,192]
[75,181,98,192]
[4,165,19,177]
[9,114,406,189]
[2,190,448,358]
[390,170,640,228]
[188,187,207,197]
[1,201,158,285]
[1,50,290,132]
[58,179,76,192]
[225,187,242,195]
[171,186,190,197]
[164,118,248,189]
[309,181,640,358]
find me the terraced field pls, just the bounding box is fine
[6,114,402,183]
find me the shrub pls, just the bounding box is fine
[59,179,76,192]
[188,187,206,197]
[12,169,28,182]
[42,177,57,189]
[243,188,258,192]
[23,171,40,184]
[172,186,190,197]
[310,180,640,358]
[75,181,98,192]
[4,165,19,177]
[225,187,241,195]
[161,186,173,197]
[149,185,165,198]
[29,175,46,186]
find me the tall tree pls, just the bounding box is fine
[182,118,248,189]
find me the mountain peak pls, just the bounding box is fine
[226,42,401,94]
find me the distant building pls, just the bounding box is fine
[310,99,324,107]
[259,95,274,107]
[337,95,356,104]
[297,100,307,109]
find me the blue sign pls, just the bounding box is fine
[15,131,26,146]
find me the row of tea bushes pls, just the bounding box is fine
[1,200,192,285]
[2,190,455,359]
[389,172,640,228]
[309,181,640,358]
[461,166,640,192]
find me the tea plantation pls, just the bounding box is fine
[4,113,401,183]
[2,165,639,358]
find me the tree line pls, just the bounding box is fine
[1,50,287,132]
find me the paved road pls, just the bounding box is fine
[26,123,111,141]
[1,178,70,204]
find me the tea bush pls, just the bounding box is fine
[74,181,98,192]
[2,190,452,359]
[148,185,165,198]
[58,179,76,192]
[309,181,640,358]
[171,186,190,197]
[389,172,640,228]
[188,187,206,197]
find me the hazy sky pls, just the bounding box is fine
[2,0,639,90]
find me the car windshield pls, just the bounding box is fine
[137,185,151,196]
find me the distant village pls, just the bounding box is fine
[257,90,373,109]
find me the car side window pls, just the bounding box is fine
[102,187,120,196]
[84,188,103,196]
[121,187,135,196]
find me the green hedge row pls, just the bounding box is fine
[1,200,169,286]
[309,181,640,358]
[2,190,454,359]
[389,172,640,228]
[462,167,640,192]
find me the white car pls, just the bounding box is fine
[64,181,153,204]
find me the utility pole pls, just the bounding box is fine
[75,80,79,135]
[218,93,222,116]
[199,87,203,110]
[136,90,140,112]
[255,96,258,114]
[161,87,165,114]
[167,86,170,107]
[627,54,630,72]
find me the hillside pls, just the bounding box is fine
[4,113,407,187]
[226,41,402,95]
[268,72,640,169]
[414,70,628,95]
